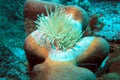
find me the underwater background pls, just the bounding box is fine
[0,0,120,80]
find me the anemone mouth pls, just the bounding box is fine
[35,6,84,51]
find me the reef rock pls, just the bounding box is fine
[24,0,110,80]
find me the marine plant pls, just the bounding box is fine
[35,6,83,51]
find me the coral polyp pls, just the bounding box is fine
[35,6,83,51]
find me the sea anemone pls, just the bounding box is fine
[35,6,83,51]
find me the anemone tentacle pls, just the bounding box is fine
[35,6,83,51]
